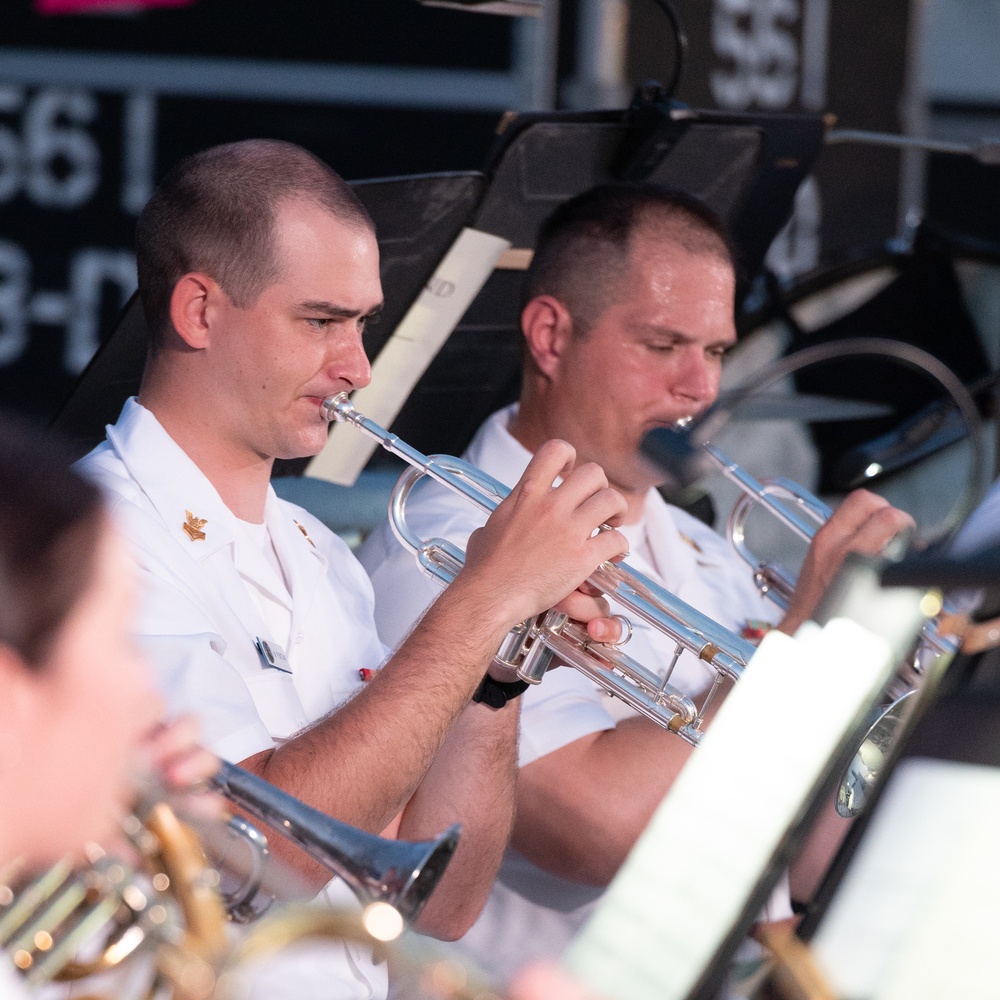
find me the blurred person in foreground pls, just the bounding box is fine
[0,415,217,996]
[76,140,628,999]
[360,183,915,983]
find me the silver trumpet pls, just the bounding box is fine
[705,443,955,651]
[211,761,460,925]
[325,393,947,818]
[700,443,957,815]
[703,443,832,611]
[323,392,755,745]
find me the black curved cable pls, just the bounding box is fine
[648,0,688,99]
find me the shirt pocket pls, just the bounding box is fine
[243,667,311,740]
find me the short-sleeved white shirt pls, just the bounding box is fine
[78,398,390,1000]
[358,404,789,983]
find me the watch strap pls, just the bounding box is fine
[471,674,529,709]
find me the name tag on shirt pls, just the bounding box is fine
[255,636,292,673]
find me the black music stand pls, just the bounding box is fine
[52,97,824,467]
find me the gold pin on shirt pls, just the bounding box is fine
[678,532,703,553]
[183,510,208,541]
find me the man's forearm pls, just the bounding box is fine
[239,574,514,882]
[401,698,520,939]
[512,717,695,886]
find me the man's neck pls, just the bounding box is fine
[137,389,272,523]
[508,405,647,525]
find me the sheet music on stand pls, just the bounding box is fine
[563,566,927,1000]
[810,758,1000,1000]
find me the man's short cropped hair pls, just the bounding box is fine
[136,139,373,350]
[522,183,736,337]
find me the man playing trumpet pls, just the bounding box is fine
[78,140,630,1000]
[360,183,915,981]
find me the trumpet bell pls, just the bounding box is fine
[836,690,917,818]
[211,761,460,925]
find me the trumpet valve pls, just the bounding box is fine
[515,611,569,685]
[495,620,533,672]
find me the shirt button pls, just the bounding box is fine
[295,632,304,644]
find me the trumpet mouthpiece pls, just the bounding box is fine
[321,392,354,424]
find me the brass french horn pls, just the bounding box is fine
[0,761,460,997]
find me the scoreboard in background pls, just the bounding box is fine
[1,0,927,422]
[0,87,149,412]
[627,0,918,280]
[0,0,514,421]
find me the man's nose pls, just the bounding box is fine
[330,332,372,390]
[673,349,716,403]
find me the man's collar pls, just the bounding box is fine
[465,403,533,487]
[107,398,248,558]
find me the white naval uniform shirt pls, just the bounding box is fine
[78,398,390,1000]
[358,404,789,984]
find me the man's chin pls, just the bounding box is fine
[274,429,330,463]
[612,456,669,497]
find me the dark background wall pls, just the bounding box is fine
[0,0,520,421]
[2,0,984,428]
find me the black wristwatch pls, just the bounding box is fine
[471,674,529,709]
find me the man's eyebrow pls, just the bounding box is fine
[298,300,384,320]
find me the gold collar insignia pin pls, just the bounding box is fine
[295,520,316,547]
[183,510,208,542]
[678,532,703,553]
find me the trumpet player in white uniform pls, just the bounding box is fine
[360,183,915,984]
[78,140,630,1000]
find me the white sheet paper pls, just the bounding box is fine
[564,617,900,1000]
[813,757,1000,1000]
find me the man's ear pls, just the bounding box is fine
[168,273,219,350]
[521,295,574,379]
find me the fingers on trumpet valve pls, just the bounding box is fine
[466,444,628,615]
[815,489,916,559]
[580,613,633,647]
[513,441,627,528]
[137,717,221,791]
[129,722,227,832]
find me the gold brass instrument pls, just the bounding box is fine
[232,909,501,1000]
[323,392,756,745]
[1,801,229,999]
[1,762,460,995]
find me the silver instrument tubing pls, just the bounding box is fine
[701,440,956,658]
[324,392,755,742]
